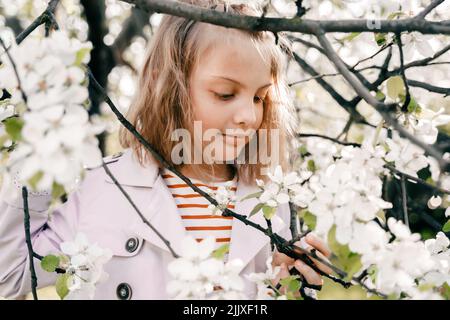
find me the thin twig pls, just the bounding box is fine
[386,164,450,195]
[296,133,450,195]
[336,117,353,141]
[101,160,179,258]
[289,202,299,239]
[314,30,449,173]
[297,133,361,147]
[395,32,411,112]
[16,0,60,44]
[414,0,445,20]
[407,79,450,96]
[401,175,409,227]
[0,38,27,103]
[22,187,38,300]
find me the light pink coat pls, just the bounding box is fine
[0,148,291,299]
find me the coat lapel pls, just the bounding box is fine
[104,149,188,255]
[129,174,189,257]
[104,148,286,273]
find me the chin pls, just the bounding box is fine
[218,145,245,163]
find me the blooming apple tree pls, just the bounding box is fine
[0,0,449,300]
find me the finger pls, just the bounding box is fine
[305,233,331,258]
[298,235,334,275]
[293,239,333,276]
[271,263,290,293]
[272,250,295,267]
[308,249,334,276]
[294,260,323,286]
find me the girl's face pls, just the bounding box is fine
[189,32,273,164]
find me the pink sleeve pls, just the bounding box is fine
[0,175,80,299]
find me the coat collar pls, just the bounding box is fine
[103,148,160,188]
[104,148,286,274]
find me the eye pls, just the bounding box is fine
[254,96,264,104]
[215,93,234,101]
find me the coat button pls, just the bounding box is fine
[116,283,132,300]
[125,237,139,253]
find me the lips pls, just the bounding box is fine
[221,133,248,145]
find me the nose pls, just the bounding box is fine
[232,97,259,128]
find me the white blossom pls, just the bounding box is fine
[0,30,103,194]
[427,195,442,210]
[246,255,281,300]
[257,165,302,209]
[385,133,429,178]
[402,32,434,61]
[167,236,247,300]
[207,181,237,215]
[59,233,112,300]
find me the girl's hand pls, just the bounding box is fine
[270,233,333,293]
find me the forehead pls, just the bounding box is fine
[192,25,273,85]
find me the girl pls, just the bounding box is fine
[0,0,331,300]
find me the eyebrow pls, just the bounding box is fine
[211,76,272,89]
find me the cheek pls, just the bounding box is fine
[192,96,228,130]
[193,105,225,130]
[255,105,265,128]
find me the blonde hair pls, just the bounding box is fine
[119,0,297,185]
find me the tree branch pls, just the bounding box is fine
[118,0,450,35]
[22,187,38,300]
[414,0,445,20]
[297,133,361,147]
[297,133,450,195]
[292,52,367,124]
[16,0,60,44]
[395,32,411,112]
[401,175,409,227]
[314,30,449,173]
[407,79,450,96]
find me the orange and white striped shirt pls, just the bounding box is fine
[161,167,238,257]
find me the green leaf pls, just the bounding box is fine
[4,117,24,141]
[375,90,385,101]
[443,220,450,232]
[41,255,60,273]
[212,243,230,260]
[51,182,66,201]
[55,274,70,300]
[279,275,301,299]
[374,33,387,46]
[75,47,91,66]
[249,202,264,218]
[288,279,301,292]
[441,283,450,300]
[307,159,316,173]
[387,11,407,20]
[262,205,276,220]
[279,275,300,288]
[285,291,296,300]
[339,32,361,43]
[405,96,421,114]
[327,226,363,281]
[298,145,308,156]
[28,171,44,191]
[239,191,263,202]
[0,98,11,108]
[386,76,405,100]
[299,209,316,230]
